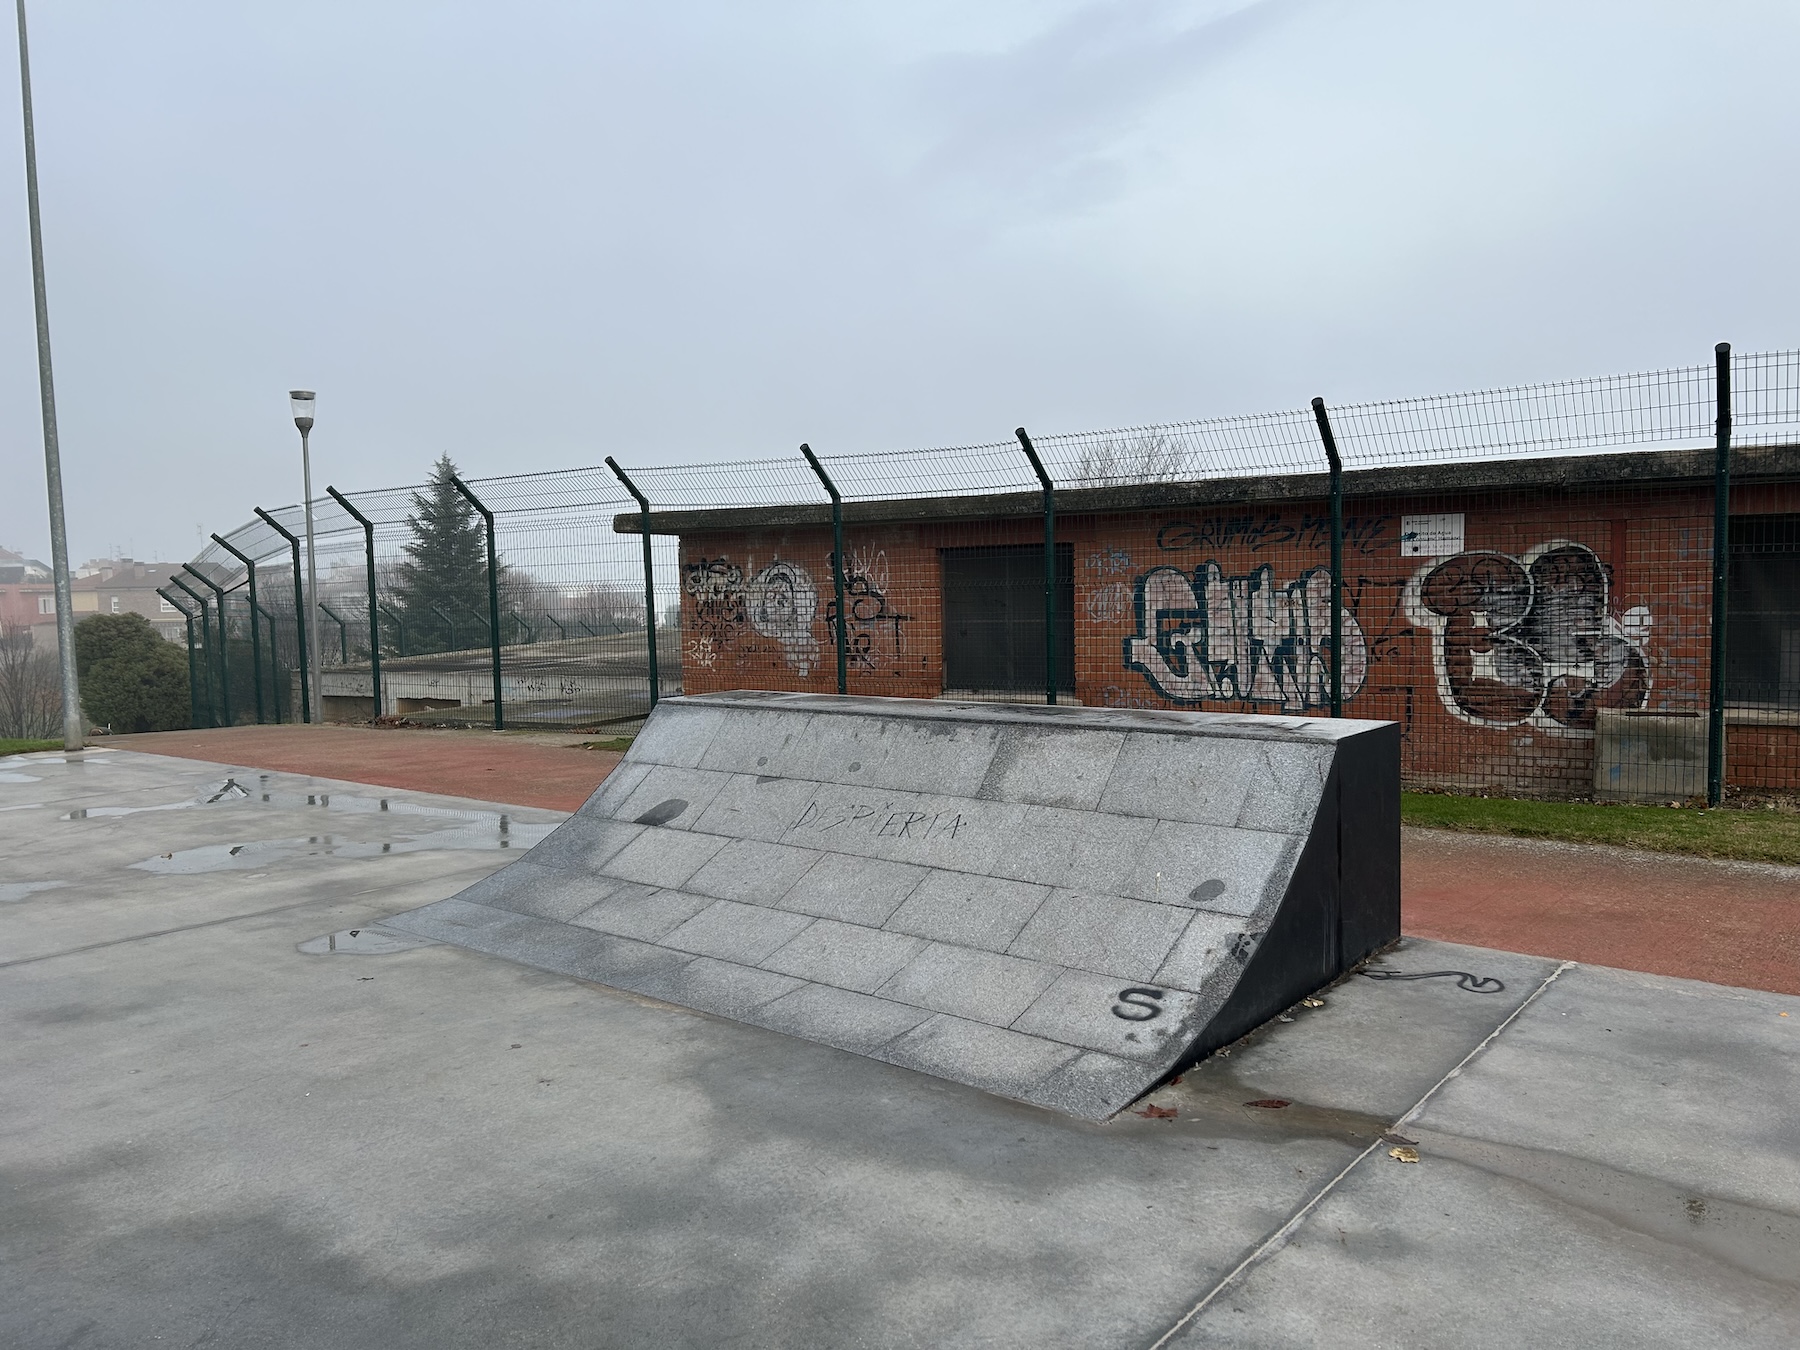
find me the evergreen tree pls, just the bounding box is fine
[73,613,190,733]
[394,455,495,653]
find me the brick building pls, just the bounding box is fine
[0,550,187,653]
[626,444,1800,799]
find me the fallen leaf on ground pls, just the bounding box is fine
[1388,1146,1421,1163]
[1137,1104,1178,1119]
[1301,997,1326,1008]
[1245,1099,1291,1109]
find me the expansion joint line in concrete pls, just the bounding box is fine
[1145,959,1578,1350]
[0,885,412,971]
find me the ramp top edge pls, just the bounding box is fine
[668,691,1394,743]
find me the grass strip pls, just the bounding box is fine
[0,738,63,757]
[1402,791,1800,867]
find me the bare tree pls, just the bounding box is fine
[1068,431,1190,487]
[0,623,61,740]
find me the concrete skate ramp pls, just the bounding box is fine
[383,692,1399,1119]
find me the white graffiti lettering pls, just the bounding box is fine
[1123,563,1368,711]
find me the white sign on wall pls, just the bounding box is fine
[1400,513,1465,558]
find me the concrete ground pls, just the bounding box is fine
[3,747,1796,1348]
[108,724,1800,993]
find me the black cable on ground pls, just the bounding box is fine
[1359,969,1506,993]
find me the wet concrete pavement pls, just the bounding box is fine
[2,748,1795,1347]
[108,724,1800,994]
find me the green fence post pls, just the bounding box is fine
[799,444,847,695]
[450,476,504,731]
[159,587,203,729]
[605,457,661,709]
[1310,398,1346,718]
[261,603,285,722]
[1707,342,1733,806]
[378,604,407,657]
[182,564,232,727]
[254,508,311,723]
[212,535,266,724]
[325,487,383,721]
[170,574,215,726]
[319,602,349,664]
[1014,428,1058,706]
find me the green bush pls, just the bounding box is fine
[74,614,191,733]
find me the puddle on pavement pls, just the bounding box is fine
[1411,1127,1800,1286]
[297,925,440,955]
[60,774,540,826]
[61,778,251,819]
[0,772,42,784]
[131,815,555,874]
[0,880,71,903]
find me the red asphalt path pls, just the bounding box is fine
[108,725,1800,996]
[107,725,620,813]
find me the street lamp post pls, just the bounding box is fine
[290,390,322,723]
[13,0,81,752]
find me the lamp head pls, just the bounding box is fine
[289,389,316,434]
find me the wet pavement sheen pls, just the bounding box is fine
[0,747,1795,1349]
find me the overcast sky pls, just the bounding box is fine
[2,0,1796,564]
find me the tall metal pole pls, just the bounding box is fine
[800,443,847,695]
[1310,398,1345,718]
[1707,342,1732,807]
[291,393,323,724]
[1014,428,1057,706]
[14,0,80,751]
[325,487,381,720]
[255,507,312,723]
[605,456,660,709]
[212,535,265,723]
[450,475,504,730]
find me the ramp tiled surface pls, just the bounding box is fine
[386,692,1386,1117]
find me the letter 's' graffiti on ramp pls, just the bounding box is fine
[1123,562,1368,711]
[1403,540,1652,734]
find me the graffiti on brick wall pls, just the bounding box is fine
[1123,563,1368,711]
[683,558,745,636]
[683,556,822,676]
[1156,513,1395,556]
[1403,541,1651,734]
[1084,547,1135,624]
[829,548,911,671]
[745,560,820,676]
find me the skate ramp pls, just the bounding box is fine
[382,692,1399,1119]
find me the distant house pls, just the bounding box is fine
[0,549,186,651]
[71,559,188,644]
[0,546,55,644]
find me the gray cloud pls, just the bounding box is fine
[0,0,1795,563]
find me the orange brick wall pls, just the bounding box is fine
[674,479,1800,797]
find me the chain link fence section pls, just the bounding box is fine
[180,348,1800,800]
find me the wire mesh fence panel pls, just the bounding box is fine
[180,347,1800,798]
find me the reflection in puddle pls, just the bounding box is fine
[62,779,250,820]
[62,775,533,826]
[297,925,440,955]
[131,816,554,874]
